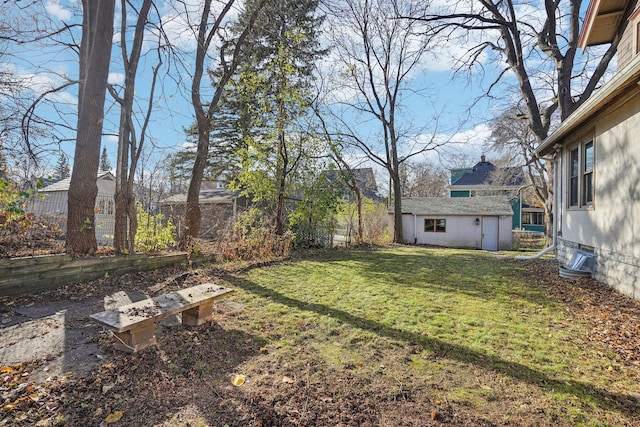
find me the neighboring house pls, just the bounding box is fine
[134,183,162,214]
[324,167,382,202]
[390,196,513,251]
[28,171,116,245]
[158,189,249,239]
[450,155,545,233]
[535,0,640,299]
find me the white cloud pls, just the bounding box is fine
[155,0,242,52]
[46,0,72,21]
[108,72,125,85]
[49,89,77,105]
[2,62,78,106]
[105,134,119,143]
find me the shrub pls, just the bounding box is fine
[0,180,65,257]
[134,204,176,254]
[215,208,291,261]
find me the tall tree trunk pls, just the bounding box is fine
[66,0,115,256]
[126,174,138,252]
[275,124,287,235]
[182,0,264,247]
[184,123,209,244]
[353,183,363,245]
[113,0,153,254]
[391,172,403,243]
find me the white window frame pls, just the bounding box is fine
[567,138,595,209]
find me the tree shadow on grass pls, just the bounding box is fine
[223,273,640,419]
[287,249,553,306]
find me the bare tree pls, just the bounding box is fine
[489,107,551,219]
[181,0,265,248]
[325,0,446,243]
[2,2,80,163]
[108,0,163,254]
[404,0,637,243]
[66,0,115,256]
[313,105,367,244]
[401,161,449,197]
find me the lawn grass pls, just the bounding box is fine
[218,246,640,426]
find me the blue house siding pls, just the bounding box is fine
[511,199,521,229]
[449,156,545,234]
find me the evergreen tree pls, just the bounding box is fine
[218,0,326,233]
[55,152,71,179]
[100,146,111,171]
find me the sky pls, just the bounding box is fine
[2,0,601,193]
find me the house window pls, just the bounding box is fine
[96,198,114,215]
[568,138,594,208]
[425,218,446,232]
[522,212,544,225]
[637,20,640,54]
[569,147,579,206]
[583,141,594,204]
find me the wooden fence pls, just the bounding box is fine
[0,253,216,297]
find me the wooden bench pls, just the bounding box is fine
[90,283,233,353]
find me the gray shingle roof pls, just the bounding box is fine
[395,196,513,216]
[159,189,239,204]
[452,161,525,187]
[40,171,114,192]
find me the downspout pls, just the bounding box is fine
[413,213,417,244]
[519,191,523,229]
[515,147,560,260]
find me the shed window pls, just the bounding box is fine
[568,138,594,208]
[425,218,446,232]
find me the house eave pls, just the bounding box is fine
[402,211,513,217]
[535,55,640,156]
[450,184,525,191]
[578,0,631,49]
[159,199,235,205]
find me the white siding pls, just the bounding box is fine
[401,214,512,250]
[27,174,117,246]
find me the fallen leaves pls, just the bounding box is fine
[105,410,124,423]
[524,260,640,368]
[281,376,295,384]
[231,374,246,386]
[0,362,72,424]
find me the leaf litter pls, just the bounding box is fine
[0,253,639,426]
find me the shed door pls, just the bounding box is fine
[481,217,499,251]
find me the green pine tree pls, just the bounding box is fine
[216,0,327,233]
[100,147,111,171]
[55,153,71,179]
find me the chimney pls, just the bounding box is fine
[481,154,486,163]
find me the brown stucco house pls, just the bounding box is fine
[158,189,250,239]
[535,0,640,299]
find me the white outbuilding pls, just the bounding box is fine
[391,196,513,251]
